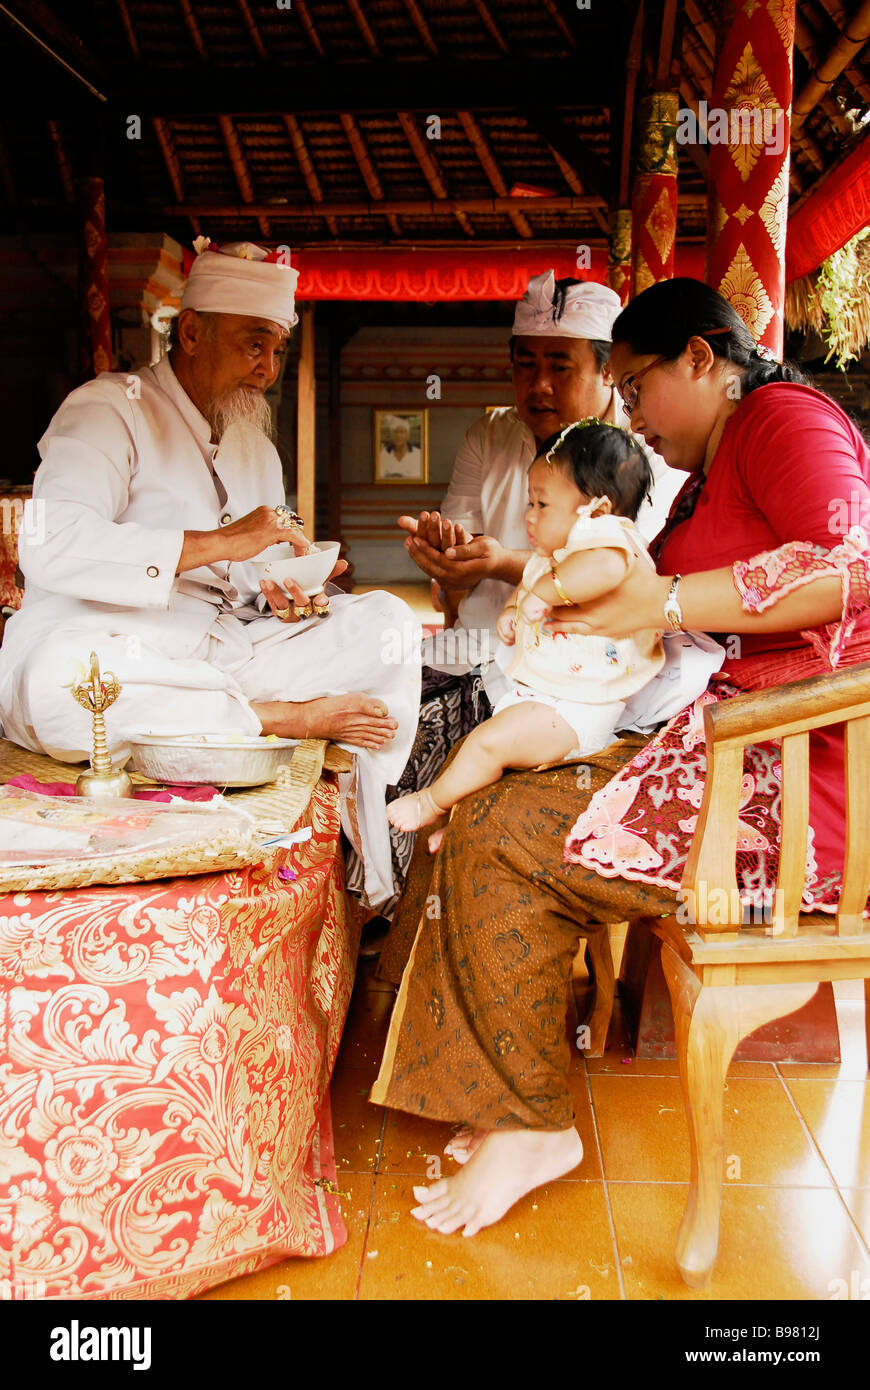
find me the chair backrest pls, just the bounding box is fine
[681,662,870,938]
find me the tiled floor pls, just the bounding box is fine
[201,966,870,1302]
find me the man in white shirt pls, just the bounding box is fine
[0,240,420,911]
[398,273,687,693]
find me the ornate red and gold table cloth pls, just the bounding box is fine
[0,772,358,1299]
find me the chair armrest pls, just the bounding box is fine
[706,662,870,748]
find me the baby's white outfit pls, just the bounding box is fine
[492,509,665,758]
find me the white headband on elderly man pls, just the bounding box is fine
[512,270,622,342]
[180,239,299,332]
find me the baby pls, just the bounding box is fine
[387,419,666,847]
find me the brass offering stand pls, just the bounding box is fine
[71,652,133,798]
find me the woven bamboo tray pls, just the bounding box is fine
[0,737,341,893]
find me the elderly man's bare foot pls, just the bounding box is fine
[444,1126,486,1166]
[411,1127,583,1236]
[387,785,447,832]
[252,695,398,751]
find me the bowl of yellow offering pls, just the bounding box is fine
[127,733,300,787]
[251,540,341,597]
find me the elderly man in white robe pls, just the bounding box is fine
[0,240,420,911]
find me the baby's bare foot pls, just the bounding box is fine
[387,785,446,832]
[411,1127,583,1236]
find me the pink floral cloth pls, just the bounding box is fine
[0,775,358,1299]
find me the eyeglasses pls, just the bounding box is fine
[619,327,732,418]
[620,356,668,417]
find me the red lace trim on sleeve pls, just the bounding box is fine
[732,526,870,668]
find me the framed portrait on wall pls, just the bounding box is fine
[373,409,428,483]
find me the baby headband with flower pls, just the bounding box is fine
[542,417,630,464]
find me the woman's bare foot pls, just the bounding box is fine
[387,784,447,832]
[252,695,398,751]
[411,1127,583,1237]
[444,1126,486,1166]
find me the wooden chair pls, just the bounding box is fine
[636,660,870,1287]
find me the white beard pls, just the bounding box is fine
[207,386,274,443]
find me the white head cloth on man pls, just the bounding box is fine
[512,271,622,342]
[180,238,300,331]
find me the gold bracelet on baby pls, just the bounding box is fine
[549,563,572,605]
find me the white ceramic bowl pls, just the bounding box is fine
[251,541,340,597]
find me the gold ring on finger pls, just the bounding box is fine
[294,603,314,620]
[275,605,292,621]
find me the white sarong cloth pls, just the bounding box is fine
[0,355,421,910]
[0,596,420,912]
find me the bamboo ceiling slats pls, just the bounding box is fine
[3,0,864,253]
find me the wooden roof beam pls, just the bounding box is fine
[295,0,326,59]
[282,114,339,236]
[539,0,576,50]
[114,0,141,59]
[3,0,104,80]
[401,0,439,56]
[93,60,608,115]
[47,119,75,204]
[177,0,207,61]
[792,18,852,135]
[655,0,680,87]
[813,0,870,99]
[396,111,475,237]
[522,109,611,205]
[682,0,716,65]
[792,0,870,134]
[798,3,869,104]
[619,1,644,207]
[548,146,608,232]
[153,116,201,236]
[345,0,381,57]
[340,112,401,237]
[471,0,509,54]
[676,82,709,178]
[170,194,695,219]
[219,114,271,239]
[457,110,533,238]
[236,0,267,61]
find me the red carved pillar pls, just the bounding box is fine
[80,176,112,377]
[704,0,795,355]
[606,208,633,304]
[630,92,679,297]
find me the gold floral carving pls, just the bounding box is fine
[718,243,775,338]
[644,187,676,266]
[722,44,780,182]
[760,164,788,256]
[767,0,794,52]
[733,204,754,224]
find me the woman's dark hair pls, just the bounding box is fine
[534,421,653,522]
[611,278,807,396]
